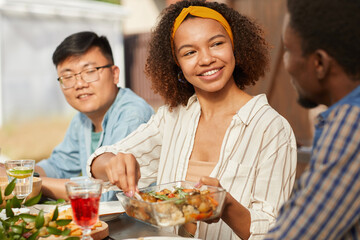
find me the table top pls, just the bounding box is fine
[104,213,178,239]
[30,201,180,239]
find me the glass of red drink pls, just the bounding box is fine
[65,178,103,240]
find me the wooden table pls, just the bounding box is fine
[104,213,179,239]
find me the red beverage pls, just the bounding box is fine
[70,193,101,228]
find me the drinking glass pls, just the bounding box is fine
[4,159,35,201]
[65,178,103,240]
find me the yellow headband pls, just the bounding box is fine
[171,6,234,64]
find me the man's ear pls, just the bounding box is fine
[112,65,120,85]
[314,49,331,80]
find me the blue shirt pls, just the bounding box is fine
[37,88,154,201]
[266,85,360,239]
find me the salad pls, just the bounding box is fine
[117,181,226,227]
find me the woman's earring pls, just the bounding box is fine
[178,71,187,83]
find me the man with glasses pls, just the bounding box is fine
[35,31,154,201]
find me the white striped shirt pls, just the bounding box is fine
[87,94,297,240]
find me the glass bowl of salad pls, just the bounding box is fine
[116,181,226,227]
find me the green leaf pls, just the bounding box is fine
[61,228,71,236]
[5,215,20,224]
[65,237,81,240]
[42,201,57,205]
[0,188,3,205]
[1,218,11,229]
[24,192,42,207]
[41,234,52,238]
[56,219,72,226]
[19,213,36,223]
[10,224,23,234]
[5,200,14,218]
[43,198,66,205]
[52,206,59,221]
[175,187,188,199]
[4,178,16,196]
[56,199,66,204]
[27,230,39,240]
[46,226,62,235]
[35,210,44,229]
[12,196,22,209]
[148,191,169,201]
[175,199,186,205]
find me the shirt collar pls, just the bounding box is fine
[236,94,269,125]
[185,94,199,110]
[318,85,360,121]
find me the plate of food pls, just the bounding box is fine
[116,181,226,227]
[23,205,108,239]
[39,207,108,240]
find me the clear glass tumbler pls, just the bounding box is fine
[4,159,35,201]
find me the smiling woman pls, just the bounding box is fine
[88,1,297,239]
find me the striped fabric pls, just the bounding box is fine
[87,94,297,240]
[266,86,360,239]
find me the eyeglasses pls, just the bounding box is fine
[57,64,113,89]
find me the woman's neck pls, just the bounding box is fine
[196,82,252,120]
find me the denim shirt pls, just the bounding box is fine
[37,88,154,201]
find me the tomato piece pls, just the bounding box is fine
[206,195,219,207]
[190,210,213,220]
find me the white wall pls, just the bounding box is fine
[121,0,163,34]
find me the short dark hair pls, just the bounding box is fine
[287,0,360,80]
[145,0,269,109]
[52,31,114,67]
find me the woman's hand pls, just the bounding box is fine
[197,176,222,188]
[105,152,141,196]
[197,176,251,239]
[197,176,224,224]
[92,152,140,196]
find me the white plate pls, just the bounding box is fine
[0,208,30,219]
[29,204,70,214]
[29,201,124,217]
[99,201,124,215]
[99,201,124,221]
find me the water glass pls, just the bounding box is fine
[65,178,103,240]
[4,159,35,200]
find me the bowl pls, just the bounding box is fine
[116,181,226,227]
[0,176,42,206]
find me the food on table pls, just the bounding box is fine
[48,207,102,237]
[117,181,226,227]
[11,207,102,238]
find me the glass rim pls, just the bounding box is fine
[65,178,103,187]
[4,159,35,166]
[5,159,35,162]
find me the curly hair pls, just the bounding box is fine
[145,0,269,109]
[287,0,360,80]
